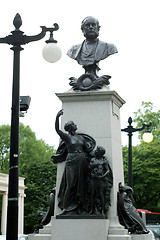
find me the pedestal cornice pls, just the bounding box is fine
[56,89,125,108]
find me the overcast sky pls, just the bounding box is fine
[0,0,160,148]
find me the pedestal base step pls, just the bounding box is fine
[28,234,51,240]
[130,233,153,240]
[28,224,51,240]
[108,232,153,240]
[108,235,131,240]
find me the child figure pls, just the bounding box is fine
[88,146,112,215]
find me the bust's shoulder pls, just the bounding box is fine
[67,42,84,58]
[67,42,83,52]
[98,39,116,48]
[97,39,118,56]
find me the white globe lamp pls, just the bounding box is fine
[142,131,153,143]
[42,42,62,63]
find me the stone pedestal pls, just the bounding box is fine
[54,88,129,239]
[28,88,152,240]
[51,218,109,240]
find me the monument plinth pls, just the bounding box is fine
[51,88,131,240]
[50,88,151,240]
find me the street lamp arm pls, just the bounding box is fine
[134,124,146,132]
[0,14,59,46]
[121,127,131,133]
[0,25,60,46]
[121,123,151,134]
[24,24,59,44]
[23,27,47,44]
[121,117,152,134]
[133,122,152,132]
[121,126,143,134]
[0,28,47,46]
[0,36,9,44]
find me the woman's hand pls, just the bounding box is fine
[57,109,63,118]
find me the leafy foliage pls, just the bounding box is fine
[123,102,160,212]
[0,123,57,233]
[0,125,10,172]
[132,141,160,209]
[133,101,160,139]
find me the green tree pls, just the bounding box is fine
[0,123,57,233]
[123,102,160,212]
[0,125,10,171]
[133,101,160,139]
[24,159,57,233]
[132,141,160,210]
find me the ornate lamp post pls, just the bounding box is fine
[0,13,61,240]
[121,117,153,189]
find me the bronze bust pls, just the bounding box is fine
[67,16,118,91]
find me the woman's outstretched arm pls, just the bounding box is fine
[55,109,67,140]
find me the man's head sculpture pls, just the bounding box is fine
[67,16,118,91]
[81,16,100,40]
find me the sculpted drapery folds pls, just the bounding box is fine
[52,110,96,215]
[52,110,113,216]
[117,183,149,234]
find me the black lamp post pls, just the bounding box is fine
[121,117,152,189]
[0,13,60,240]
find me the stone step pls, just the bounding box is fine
[28,233,51,240]
[28,224,52,240]
[109,228,129,235]
[39,226,51,234]
[108,235,131,240]
[108,233,153,240]
[130,233,153,240]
